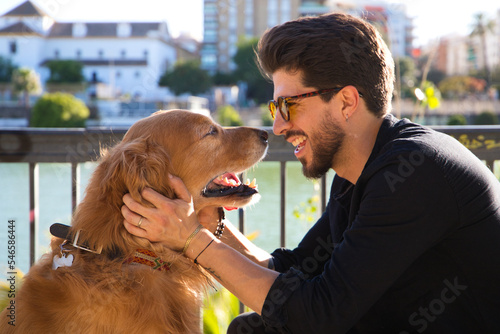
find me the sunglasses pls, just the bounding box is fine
[268,87,363,121]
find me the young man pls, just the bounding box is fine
[122,13,500,333]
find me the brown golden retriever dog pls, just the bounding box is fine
[0,110,268,333]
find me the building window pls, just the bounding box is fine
[76,49,82,59]
[54,49,60,58]
[9,41,17,54]
[98,50,104,58]
[121,50,126,59]
[143,50,149,58]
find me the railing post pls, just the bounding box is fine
[280,161,286,248]
[320,174,327,213]
[28,162,39,267]
[486,160,495,173]
[71,162,78,211]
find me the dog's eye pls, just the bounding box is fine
[204,126,218,137]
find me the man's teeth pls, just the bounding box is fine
[244,178,257,189]
[292,136,307,147]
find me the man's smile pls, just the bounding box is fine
[291,136,307,155]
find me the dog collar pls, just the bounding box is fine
[124,249,171,271]
[50,223,102,254]
[51,223,170,271]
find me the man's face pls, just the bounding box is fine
[271,70,346,179]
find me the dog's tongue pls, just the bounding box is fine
[224,207,238,211]
[214,173,241,187]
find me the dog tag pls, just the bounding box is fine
[52,254,74,270]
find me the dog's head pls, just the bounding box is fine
[71,110,268,255]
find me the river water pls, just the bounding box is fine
[0,161,334,277]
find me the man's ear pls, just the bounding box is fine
[100,138,176,206]
[339,85,362,120]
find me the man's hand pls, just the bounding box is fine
[121,174,200,251]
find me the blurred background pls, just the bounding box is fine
[1,2,500,332]
[0,0,499,127]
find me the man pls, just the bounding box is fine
[122,13,500,333]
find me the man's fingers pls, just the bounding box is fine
[168,174,193,203]
[123,219,148,238]
[122,193,148,216]
[121,203,141,225]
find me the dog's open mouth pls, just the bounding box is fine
[202,172,258,198]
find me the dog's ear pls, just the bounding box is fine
[100,137,176,205]
[70,137,175,255]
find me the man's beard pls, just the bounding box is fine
[299,111,345,179]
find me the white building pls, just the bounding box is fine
[0,1,195,101]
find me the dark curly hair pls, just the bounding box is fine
[257,12,394,117]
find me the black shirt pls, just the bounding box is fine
[263,115,500,333]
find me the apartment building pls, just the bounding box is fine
[201,0,414,73]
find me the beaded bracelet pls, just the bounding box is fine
[182,224,203,254]
[214,222,225,239]
[214,207,225,238]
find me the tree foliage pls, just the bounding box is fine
[46,60,85,83]
[0,56,17,83]
[217,105,243,126]
[438,76,486,99]
[159,60,212,96]
[11,67,42,107]
[469,13,496,86]
[232,37,273,104]
[447,114,467,126]
[30,92,89,127]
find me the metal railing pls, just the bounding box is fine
[1,125,500,267]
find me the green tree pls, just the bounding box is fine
[46,60,85,83]
[232,37,273,104]
[397,57,417,98]
[159,60,212,96]
[11,67,42,107]
[470,13,495,86]
[438,76,486,99]
[217,105,243,126]
[0,56,17,83]
[30,92,89,127]
[212,71,237,86]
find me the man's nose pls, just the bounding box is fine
[272,112,290,136]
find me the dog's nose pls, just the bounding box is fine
[259,130,269,144]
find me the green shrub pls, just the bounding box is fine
[261,104,273,126]
[30,92,89,127]
[474,111,499,125]
[0,270,23,311]
[447,114,467,125]
[217,105,243,126]
[203,288,242,334]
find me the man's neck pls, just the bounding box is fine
[334,116,384,184]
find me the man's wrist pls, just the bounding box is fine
[183,229,216,261]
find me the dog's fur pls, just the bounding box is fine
[0,110,268,333]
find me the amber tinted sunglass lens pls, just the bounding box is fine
[278,98,289,121]
[268,101,276,120]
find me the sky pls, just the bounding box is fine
[0,0,498,47]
